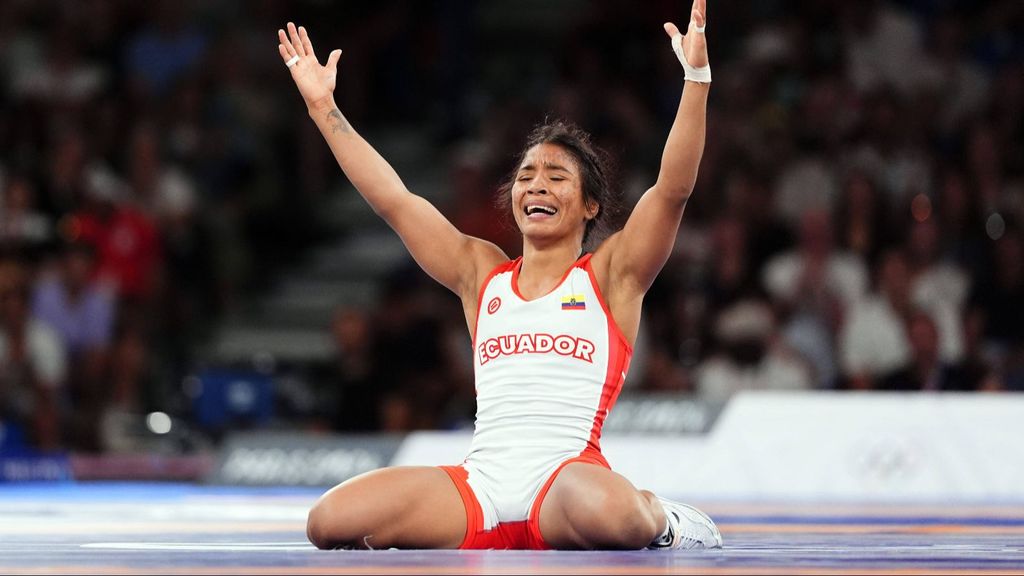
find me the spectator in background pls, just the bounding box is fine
[905,216,969,364]
[961,308,1003,392]
[838,249,913,389]
[449,146,520,256]
[154,167,217,382]
[763,208,868,324]
[0,174,53,258]
[924,9,990,138]
[842,0,937,97]
[880,310,979,392]
[71,165,163,316]
[970,229,1024,390]
[720,166,791,274]
[31,240,115,394]
[935,170,987,275]
[965,124,1005,216]
[773,156,839,227]
[0,258,63,450]
[124,0,207,98]
[834,170,890,269]
[697,299,811,403]
[107,323,158,414]
[127,123,165,214]
[636,347,692,394]
[7,16,107,108]
[764,208,867,388]
[704,215,759,314]
[40,127,89,219]
[314,306,382,432]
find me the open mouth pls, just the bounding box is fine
[524,203,558,217]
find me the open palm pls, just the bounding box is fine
[278,22,342,109]
[663,0,709,69]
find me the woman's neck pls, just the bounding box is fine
[517,240,583,299]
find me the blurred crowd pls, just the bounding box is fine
[0,0,331,450]
[2,0,1023,450]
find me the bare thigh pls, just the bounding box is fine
[537,462,664,550]
[306,466,466,550]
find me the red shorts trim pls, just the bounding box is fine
[440,449,610,550]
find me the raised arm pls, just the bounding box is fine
[599,0,710,297]
[277,23,505,300]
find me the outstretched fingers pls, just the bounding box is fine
[279,28,296,59]
[326,49,342,72]
[287,22,305,58]
[298,25,317,61]
[691,0,706,29]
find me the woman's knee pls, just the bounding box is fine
[306,497,344,549]
[306,466,466,550]
[598,490,660,547]
[306,487,373,549]
[565,482,660,548]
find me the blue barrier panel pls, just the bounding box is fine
[192,370,274,430]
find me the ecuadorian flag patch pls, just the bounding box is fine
[561,294,586,310]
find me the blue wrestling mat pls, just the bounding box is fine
[1,482,1022,574]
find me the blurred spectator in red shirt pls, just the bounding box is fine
[69,166,163,308]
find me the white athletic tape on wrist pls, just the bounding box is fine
[286,55,300,68]
[671,33,711,83]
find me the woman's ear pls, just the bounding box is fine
[585,199,600,220]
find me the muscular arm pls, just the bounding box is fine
[279,23,505,299]
[308,99,503,296]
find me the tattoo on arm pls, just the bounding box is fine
[327,109,351,134]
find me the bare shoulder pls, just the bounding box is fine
[463,236,510,302]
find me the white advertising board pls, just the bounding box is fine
[391,392,1024,501]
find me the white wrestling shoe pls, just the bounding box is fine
[647,498,723,550]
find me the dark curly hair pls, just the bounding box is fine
[496,119,619,250]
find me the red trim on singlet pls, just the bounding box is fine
[581,254,633,355]
[443,464,552,550]
[440,465,484,548]
[526,449,609,549]
[582,255,632,453]
[471,259,518,347]
[444,453,612,550]
[510,254,587,302]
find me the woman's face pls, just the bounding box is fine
[511,143,597,246]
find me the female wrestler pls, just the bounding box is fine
[279,0,720,551]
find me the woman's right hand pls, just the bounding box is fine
[278,22,342,111]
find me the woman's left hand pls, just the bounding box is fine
[663,0,708,70]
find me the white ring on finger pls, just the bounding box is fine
[286,55,300,68]
[693,21,706,34]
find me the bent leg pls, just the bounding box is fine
[307,466,466,550]
[537,462,665,550]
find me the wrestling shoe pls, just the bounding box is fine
[647,498,723,550]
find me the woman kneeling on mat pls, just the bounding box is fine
[278,0,721,551]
